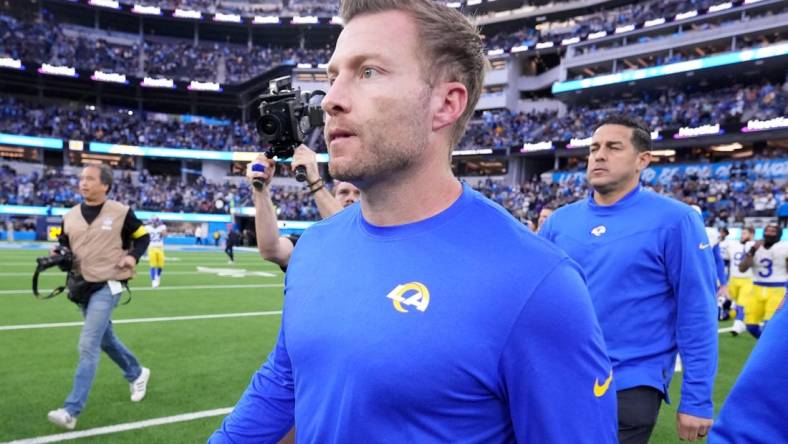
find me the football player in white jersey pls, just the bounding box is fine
[144,217,167,288]
[720,227,755,335]
[738,224,788,338]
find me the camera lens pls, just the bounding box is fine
[257,115,281,138]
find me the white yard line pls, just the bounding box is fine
[0,283,283,296]
[2,407,233,444]
[0,270,281,276]
[0,310,282,331]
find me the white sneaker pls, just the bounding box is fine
[227,260,234,264]
[731,319,747,336]
[152,278,159,288]
[47,408,76,430]
[130,367,150,402]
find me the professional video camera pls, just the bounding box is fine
[33,245,74,299]
[255,76,325,186]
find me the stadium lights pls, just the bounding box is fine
[708,2,733,13]
[291,16,319,24]
[615,25,635,34]
[535,41,554,49]
[467,0,483,4]
[711,143,743,152]
[561,37,581,46]
[88,0,120,9]
[91,70,128,84]
[675,123,722,138]
[521,141,554,152]
[675,10,698,20]
[69,140,84,151]
[0,57,24,70]
[253,16,280,24]
[650,149,676,157]
[214,13,242,23]
[446,2,462,7]
[296,63,313,68]
[510,45,529,53]
[330,16,343,25]
[188,81,222,92]
[141,77,175,88]
[131,4,161,15]
[742,117,788,132]
[487,49,505,56]
[173,9,202,19]
[744,0,764,4]
[644,18,666,27]
[317,63,329,69]
[38,63,78,78]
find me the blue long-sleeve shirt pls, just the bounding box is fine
[710,304,788,443]
[540,185,718,418]
[210,183,617,443]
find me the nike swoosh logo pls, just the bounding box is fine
[699,243,711,250]
[594,371,613,397]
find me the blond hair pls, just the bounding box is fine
[340,0,489,148]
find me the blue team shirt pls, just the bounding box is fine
[710,303,788,443]
[540,185,718,418]
[210,182,617,443]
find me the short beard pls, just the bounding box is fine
[329,88,431,186]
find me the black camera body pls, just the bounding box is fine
[256,76,325,183]
[36,245,74,272]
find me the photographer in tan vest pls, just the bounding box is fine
[47,164,152,430]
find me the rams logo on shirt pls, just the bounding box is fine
[386,282,430,313]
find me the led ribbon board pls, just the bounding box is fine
[0,133,63,150]
[552,42,788,94]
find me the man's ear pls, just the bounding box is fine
[636,150,652,173]
[431,81,468,132]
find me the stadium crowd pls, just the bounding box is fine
[2,82,784,153]
[461,82,788,147]
[1,0,770,85]
[0,14,332,84]
[1,158,785,226]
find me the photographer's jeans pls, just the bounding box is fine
[63,284,142,417]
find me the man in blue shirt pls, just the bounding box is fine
[541,116,718,443]
[709,300,788,443]
[209,1,617,442]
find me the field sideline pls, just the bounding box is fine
[0,246,755,443]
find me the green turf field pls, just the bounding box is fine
[0,245,757,443]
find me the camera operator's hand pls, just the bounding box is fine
[116,255,137,270]
[291,145,320,183]
[246,154,276,192]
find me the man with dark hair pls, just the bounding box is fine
[209,0,616,442]
[225,228,239,264]
[541,115,718,443]
[536,204,555,231]
[737,223,788,338]
[47,164,151,430]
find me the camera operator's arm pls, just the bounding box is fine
[291,145,343,219]
[118,210,150,269]
[248,156,294,269]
